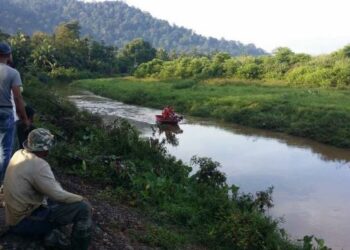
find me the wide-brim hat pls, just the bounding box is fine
[23,128,55,152]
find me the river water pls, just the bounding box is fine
[68,92,350,249]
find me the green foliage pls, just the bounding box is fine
[132,45,350,87]
[2,22,163,77]
[190,156,227,188]
[1,0,266,56]
[339,44,350,58]
[31,36,57,71]
[134,225,186,249]
[300,235,331,250]
[237,62,262,79]
[171,79,197,89]
[121,39,156,64]
[49,67,82,80]
[134,59,163,78]
[273,47,295,65]
[24,81,320,249]
[9,32,32,71]
[75,77,350,148]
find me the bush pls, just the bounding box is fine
[286,65,333,86]
[332,59,350,86]
[134,59,164,78]
[49,67,79,80]
[237,62,262,79]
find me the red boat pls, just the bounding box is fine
[155,115,183,125]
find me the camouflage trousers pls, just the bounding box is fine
[10,200,92,250]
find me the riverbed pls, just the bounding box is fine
[69,92,350,249]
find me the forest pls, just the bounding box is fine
[3,19,350,89]
[0,21,157,77]
[0,0,266,56]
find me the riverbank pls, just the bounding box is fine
[73,77,350,148]
[68,89,350,249]
[0,79,316,249]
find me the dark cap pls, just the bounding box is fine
[0,42,12,55]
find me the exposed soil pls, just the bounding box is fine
[0,170,159,250]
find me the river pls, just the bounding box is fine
[68,91,350,249]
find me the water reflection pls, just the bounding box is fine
[68,92,350,249]
[69,93,350,165]
[189,119,350,166]
[152,124,350,249]
[152,124,183,146]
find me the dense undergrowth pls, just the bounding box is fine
[134,47,350,88]
[21,78,326,249]
[74,77,350,148]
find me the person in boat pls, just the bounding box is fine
[162,106,175,119]
[162,106,170,119]
[3,128,92,250]
[168,106,175,118]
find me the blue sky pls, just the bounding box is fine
[85,0,350,54]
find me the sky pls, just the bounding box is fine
[85,0,350,54]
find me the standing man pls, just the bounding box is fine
[4,128,92,249]
[0,41,29,181]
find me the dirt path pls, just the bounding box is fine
[0,170,159,250]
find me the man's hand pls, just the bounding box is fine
[12,85,29,125]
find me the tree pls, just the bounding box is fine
[156,48,169,61]
[0,0,266,56]
[119,38,156,73]
[88,41,118,73]
[209,53,230,77]
[31,32,51,46]
[272,47,294,65]
[237,62,262,79]
[223,58,240,77]
[54,21,81,43]
[53,21,89,69]
[31,38,57,72]
[9,32,32,70]
[340,44,350,58]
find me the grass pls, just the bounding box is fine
[73,77,350,148]
[22,78,314,249]
[24,77,320,250]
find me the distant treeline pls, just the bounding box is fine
[2,20,350,88]
[0,21,158,79]
[1,0,265,56]
[135,47,350,88]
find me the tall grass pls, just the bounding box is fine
[74,77,350,148]
[21,79,313,249]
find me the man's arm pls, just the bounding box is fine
[33,162,84,203]
[12,85,29,126]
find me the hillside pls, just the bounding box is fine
[0,0,266,56]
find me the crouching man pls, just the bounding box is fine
[3,128,92,250]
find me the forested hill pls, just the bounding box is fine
[1,0,266,56]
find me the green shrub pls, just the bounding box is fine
[49,67,79,80]
[237,63,262,79]
[25,80,332,249]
